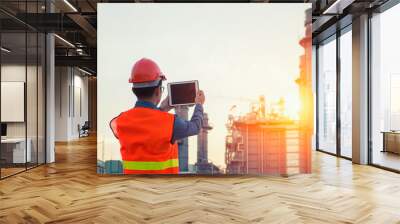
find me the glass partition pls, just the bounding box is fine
[0,1,46,179]
[339,28,352,158]
[1,31,28,177]
[317,36,337,154]
[38,32,46,165]
[371,3,400,171]
[27,31,38,169]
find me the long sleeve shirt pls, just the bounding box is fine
[134,100,204,143]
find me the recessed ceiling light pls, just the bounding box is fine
[78,67,93,76]
[323,0,355,15]
[54,34,75,48]
[1,47,11,53]
[63,0,78,12]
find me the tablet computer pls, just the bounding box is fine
[168,80,199,106]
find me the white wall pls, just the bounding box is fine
[71,72,89,138]
[55,67,69,141]
[1,63,46,164]
[55,67,89,141]
[1,65,40,138]
[1,65,26,138]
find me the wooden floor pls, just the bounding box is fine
[373,150,400,171]
[1,167,26,178]
[1,136,400,224]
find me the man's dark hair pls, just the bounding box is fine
[132,81,162,99]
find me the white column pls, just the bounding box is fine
[352,14,369,164]
[46,32,55,163]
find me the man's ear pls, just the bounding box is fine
[154,87,161,97]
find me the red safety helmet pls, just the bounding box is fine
[129,58,166,88]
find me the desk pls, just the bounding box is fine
[382,131,400,154]
[1,138,31,163]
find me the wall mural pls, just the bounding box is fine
[97,3,313,175]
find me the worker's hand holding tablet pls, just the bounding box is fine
[195,90,205,105]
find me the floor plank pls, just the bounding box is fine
[1,136,400,224]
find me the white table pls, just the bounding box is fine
[1,138,31,163]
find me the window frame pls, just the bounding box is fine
[315,24,352,160]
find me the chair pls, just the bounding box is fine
[79,121,90,138]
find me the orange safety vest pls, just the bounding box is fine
[110,107,179,174]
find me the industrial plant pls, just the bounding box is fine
[195,113,221,174]
[175,108,221,174]
[225,97,301,175]
[224,12,313,175]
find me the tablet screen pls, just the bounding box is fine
[170,82,197,105]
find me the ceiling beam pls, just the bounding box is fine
[67,13,97,39]
[322,0,356,14]
[55,55,96,70]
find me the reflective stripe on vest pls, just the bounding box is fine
[123,159,178,171]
